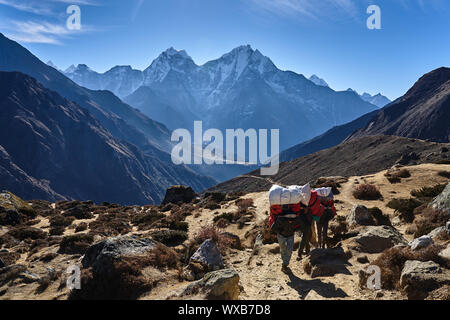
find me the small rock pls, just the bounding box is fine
[446,220,450,234]
[429,183,450,213]
[409,235,433,251]
[20,271,41,283]
[357,255,370,264]
[400,260,450,300]
[190,239,224,271]
[427,226,446,239]
[303,247,351,278]
[304,290,325,300]
[376,291,384,298]
[180,268,240,300]
[353,225,408,253]
[346,205,372,228]
[438,245,450,261]
[161,185,196,205]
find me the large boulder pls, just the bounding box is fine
[409,235,433,251]
[346,205,372,228]
[82,235,157,274]
[162,185,197,205]
[427,226,446,239]
[180,268,240,300]
[429,183,450,213]
[190,239,224,272]
[400,260,450,300]
[303,247,352,278]
[352,226,408,253]
[0,191,35,226]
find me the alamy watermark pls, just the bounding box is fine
[66,265,81,290]
[365,265,381,290]
[367,5,381,30]
[66,5,81,30]
[171,121,280,175]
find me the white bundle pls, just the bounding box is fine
[269,183,311,206]
[314,187,332,198]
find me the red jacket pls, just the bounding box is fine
[269,203,301,228]
[319,198,337,217]
[305,190,325,218]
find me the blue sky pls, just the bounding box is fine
[0,0,449,100]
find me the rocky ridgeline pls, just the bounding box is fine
[1,179,449,300]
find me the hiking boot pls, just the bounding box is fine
[281,264,291,274]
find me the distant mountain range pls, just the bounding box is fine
[308,75,391,108]
[350,67,450,142]
[63,45,379,150]
[0,34,216,204]
[280,67,450,162]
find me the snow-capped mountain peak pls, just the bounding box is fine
[64,64,76,74]
[309,74,329,87]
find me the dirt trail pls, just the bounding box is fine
[170,163,449,300]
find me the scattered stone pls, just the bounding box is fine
[400,260,450,300]
[304,290,325,300]
[357,255,370,264]
[303,247,351,278]
[82,235,157,274]
[220,232,242,250]
[162,185,196,205]
[353,226,408,253]
[446,220,450,234]
[346,205,372,228]
[20,271,41,284]
[180,268,240,300]
[190,239,224,272]
[438,245,450,261]
[429,183,450,213]
[409,235,433,251]
[427,226,446,239]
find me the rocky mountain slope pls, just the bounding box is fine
[0,33,172,152]
[280,66,449,163]
[209,135,450,194]
[1,164,448,300]
[0,71,215,204]
[350,67,450,143]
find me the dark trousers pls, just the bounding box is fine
[317,210,334,248]
[297,214,312,256]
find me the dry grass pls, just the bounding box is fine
[372,245,448,290]
[59,233,94,254]
[413,207,450,238]
[387,198,422,222]
[385,169,411,184]
[353,184,382,200]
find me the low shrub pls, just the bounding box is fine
[387,198,422,222]
[413,207,450,238]
[150,230,187,246]
[8,226,47,240]
[59,233,94,254]
[372,245,447,290]
[411,184,447,201]
[50,215,75,228]
[75,222,88,233]
[89,212,132,236]
[385,169,411,184]
[437,171,450,179]
[236,199,254,212]
[49,225,65,236]
[193,224,235,253]
[368,207,391,226]
[352,184,382,200]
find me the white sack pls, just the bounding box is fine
[314,187,332,198]
[269,185,283,205]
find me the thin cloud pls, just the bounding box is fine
[0,0,53,15]
[2,19,99,44]
[250,0,363,22]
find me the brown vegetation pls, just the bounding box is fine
[353,184,382,200]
